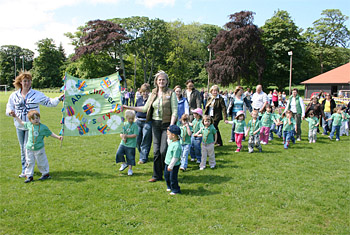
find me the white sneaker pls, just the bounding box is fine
[166,188,171,192]
[18,173,26,178]
[199,167,205,170]
[309,140,312,143]
[336,139,340,141]
[297,138,301,141]
[127,169,133,176]
[169,192,176,195]
[119,163,128,171]
[312,140,316,143]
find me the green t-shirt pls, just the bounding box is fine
[273,113,281,121]
[233,119,246,134]
[192,118,202,134]
[180,125,192,145]
[23,122,52,151]
[121,122,138,148]
[341,112,350,122]
[247,119,261,135]
[199,124,217,144]
[282,117,296,132]
[306,117,319,130]
[261,112,274,127]
[331,113,342,126]
[164,140,181,166]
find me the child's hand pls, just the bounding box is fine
[224,120,229,124]
[9,111,16,117]
[58,136,63,141]
[167,167,172,172]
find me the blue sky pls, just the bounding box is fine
[0,0,349,56]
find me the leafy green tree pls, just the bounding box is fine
[32,38,64,88]
[207,11,265,86]
[261,10,311,90]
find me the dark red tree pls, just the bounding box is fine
[207,11,265,86]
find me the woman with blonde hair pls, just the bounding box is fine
[124,70,178,182]
[6,71,63,178]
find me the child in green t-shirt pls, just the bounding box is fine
[116,110,138,176]
[190,108,203,163]
[305,110,319,143]
[179,114,192,171]
[259,104,274,145]
[340,107,349,136]
[245,110,262,153]
[11,110,62,183]
[164,125,182,195]
[225,110,246,152]
[326,107,344,141]
[279,110,296,149]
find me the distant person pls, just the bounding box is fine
[326,107,344,141]
[305,110,319,144]
[321,93,336,135]
[279,110,296,149]
[179,114,192,171]
[251,85,268,119]
[129,88,135,106]
[174,85,189,125]
[246,110,262,153]
[272,89,279,107]
[182,79,201,122]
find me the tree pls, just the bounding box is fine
[305,9,350,73]
[261,10,311,90]
[32,38,64,88]
[72,19,128,85]
[207,11,265,86]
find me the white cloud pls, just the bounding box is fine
[185,0,192,9]
[136,0,175,8]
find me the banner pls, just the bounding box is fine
[61,72,124,136]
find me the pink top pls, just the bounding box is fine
[272,91,278,102]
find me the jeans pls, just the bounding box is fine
[330,125,340,140]
[164,164,181,193]
[180,144,190,169]
[322,112,332,134]
[16,128,28,174]
[116,145,136,166]
[283,130,294,149]
[152,121,170,180]
[136,120,152,163]
[190,136,202,162]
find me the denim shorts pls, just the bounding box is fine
[116,144,136,166]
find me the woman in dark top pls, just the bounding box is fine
[305,95,325,133]
[182,79,201,122]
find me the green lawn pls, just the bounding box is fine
[0,92,349,234]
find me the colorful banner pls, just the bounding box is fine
[61,72,124,136]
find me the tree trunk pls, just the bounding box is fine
[319,51,324,74]
[117,51,127,88]
[148,56,155,85]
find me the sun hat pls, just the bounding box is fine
[168,125,181,135]
[191,108,203,116]
[235,110,245,119]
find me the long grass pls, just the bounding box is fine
[0,92,349,234]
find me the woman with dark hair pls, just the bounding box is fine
[305,95,325,133]
[182,79,201,122]
[124,70,178,182]
[321,93,336,135]
[204,85,227,147]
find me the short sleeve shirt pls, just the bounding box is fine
[192,118,203,134]
[23,122,52,151]
[247,119,261,135]
[180,125,192,145]
[199,124,217,144]
[331,113,342,126]
[165,140,182,166]
[282,117,296,131]
[233,119,246,133]
[261,112,274,127]
[121,122,138,148]
[306,117,319,130]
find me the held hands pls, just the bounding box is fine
[9,110,16,117]
[58,94,65,101]
[224,120,229,124]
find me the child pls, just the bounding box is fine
[245,110,262,153]
[194,115,217,170]
[305,110,319,143]
[326,107,344,141]
[11,110,62,183]
[269,107,283,140]
[116,110,138,176]
[164,125,182,195]
[225,110,246,152]
[280,110,296,149]
[179,114,192,171]
[259,104,274,145]
[190,108,203,164]
[340,107,349,136]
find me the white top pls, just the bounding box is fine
[186,90,192,105]
[286,96,305,117]
[6,89,60,130]
[251,91,268,110]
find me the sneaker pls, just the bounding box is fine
[322,133,326,136]
[169,192,176,195]
[229,140,233,143]
[166,188,171,192]
[309,140,312,143]
[235,148,240,152]
[190,158,196,162]
[297,138,301,141]
[312,140,316,143]
[119,163,128,171]
[248,150,253,153]
[128,169,133,176]
[180,167,185,172]
[199,167,205,170]
[24,176,33,183]
[268,138,273,141]
[210,166,215,169]
[38,174,51,180]
[336,139,340,141]
[138,161,145,164]
[196,160,201,164]
[18,173,26,178]
[328,136,332,140]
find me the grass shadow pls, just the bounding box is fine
[50,170,115,182]
[181,186,220,196]
[181,174,231,184]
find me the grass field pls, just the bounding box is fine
[0,92,349,234]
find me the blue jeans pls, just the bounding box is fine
[180,144,190,169]
[136,120,152,163]
[116,145,136,166]
[322,112,332,134]
[16,128,28,174]
[164,164,181,193]
[269,123,282,139]
[190,136,202,162]
[283,130,295,149]
[330,125,340,140]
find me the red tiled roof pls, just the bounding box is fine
[301,63,350,84]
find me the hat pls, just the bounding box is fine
[235,110,245,119]
[191,108,203,116]
[168,125,181,135]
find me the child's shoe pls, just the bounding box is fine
[24,176,33,183]
[169,192,177,195]
[336,139,340,141]
[196,160,201,164]
[166,188,171,192]
[119,163,128,171]
[309,140,312,143]
[210,165,215,169]
[180,167,185,172]
[328,136,332,140]
[312,140,316,143]
[38,174,51,180]
[190,158,196,162]
[127,169,133,176]
[18,173,26,178]
[199,167,205,170]
[235,148,240,152]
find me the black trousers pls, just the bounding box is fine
[213,119,223,146]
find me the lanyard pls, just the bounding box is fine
[202,126,210,143]
[32,124,40,150]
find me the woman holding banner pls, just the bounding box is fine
[124,70,178,182]
[6,71,63,178]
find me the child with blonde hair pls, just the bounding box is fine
[246,110,262,153]
[326,107,344,141]
[279,110,296,149]
[116,110,138,175]
[225,110,246,152]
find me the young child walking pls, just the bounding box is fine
[116,110,138,176]
[164,125,182,195]
[190,108,203,164]
[225,110,246,152]
[280,110,296,149]
[179,114,192,171]
[340,107,349,136]
[269,107,283,140]
[194,115,217,170]
[11,110,62,183]
[327,107,344,141]
[259,104,274,145]
[246,110,262,153]
[305,110,319,143]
